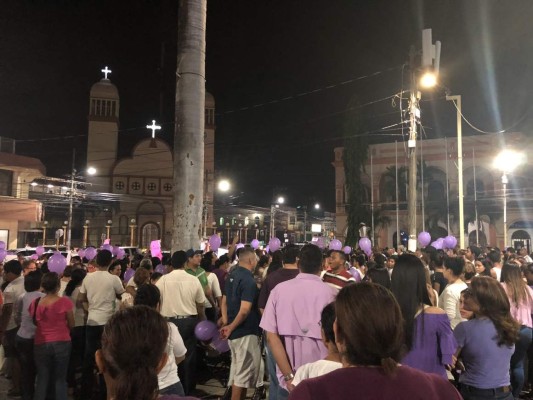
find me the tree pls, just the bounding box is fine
[172,0,207,251]
[343,98,370,246]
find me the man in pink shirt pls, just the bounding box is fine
[260,244,336,399]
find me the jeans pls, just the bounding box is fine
[460,385,514,400]
[277,387,289,400]
[159,381,185,396]
[80,325,105,400]
[15,336,35,400]
[510,325,533,397]
[34,341,71,400]
[169,316,198,395]
[265,342,279,400]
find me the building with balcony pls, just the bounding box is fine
[333,132,533,251]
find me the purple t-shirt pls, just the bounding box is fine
[402,313,457,379]
[258,268,299,310]
[288,365,461,400]
[454,318,514,389]
[260,273,336,389]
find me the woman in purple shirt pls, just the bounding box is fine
[390,254,456,379]
[454,276,520,400]
[289,282,461,400]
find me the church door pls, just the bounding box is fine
[141,223,160,249]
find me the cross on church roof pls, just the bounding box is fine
[101,66,112,80]
[146,120,161,139]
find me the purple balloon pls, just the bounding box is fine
[48,253,67,275]
[0,241,5,249]
[359,237,371,252]
[431,238,444,250]
[329,239,342,251]
[269,237,281,252]
[30,254,39,260]
[443,235,457,249]
[194,320,218,341]
[236,243,245,250]
[364,248,372,257]
[35,246,45,256]
[211,335,230,353]
[123,268,135,282]
[112,246,120,256]
[155,264,165,274]
[116,248,126,260]
[102,244,113,252]
[265,245,270,253]
[250,239,260,249]
[343,246,352,255]
[315,237,326,250]
[209,234,221,251]
[0,249,6,262]
[85,247,97,260]
[77,248,85,259]
[417,231,431,247]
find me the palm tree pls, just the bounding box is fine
[172,0,207,251]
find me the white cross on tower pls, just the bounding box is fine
[146,120,161,139]
[101,66,112,80]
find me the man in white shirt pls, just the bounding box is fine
[156,250,206,395]
[439,256,468,330]
[78,250,124,400]
[0,260,25,396]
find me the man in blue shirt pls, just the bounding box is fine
[220,247,261,400]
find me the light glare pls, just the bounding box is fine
[218,179,230,192]
[493,150,525,173]
[420,72,437,88]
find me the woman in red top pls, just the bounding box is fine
[31,272,74,400]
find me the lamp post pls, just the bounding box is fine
[225,223,230,245]
[270,196,285,239]
[83,220,90,248]
[106,220,113,242]
[62,221,68,246]
[493,150,525,249]
[211,221,217,235]
[129,219,137,247]
[42,221,48,245]
[255,224,259,239]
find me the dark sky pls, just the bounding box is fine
[2,0,533,211]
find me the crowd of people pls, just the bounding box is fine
[0,239,532,400]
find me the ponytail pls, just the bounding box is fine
[114,367,159,400]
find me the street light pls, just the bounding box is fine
[314,203,320,210]
[106,220,113,242]
[277,196,285,204]
[419,71,437,89]
[87,167,97,175]
[493,149,526,248]
[218,179,231,192]
[129,219,137,247]
[83,220,90,248]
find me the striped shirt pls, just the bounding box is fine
[322,269,356,291]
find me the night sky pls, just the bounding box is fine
[2,0,533,211]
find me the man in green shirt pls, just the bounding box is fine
[186,249,215,311]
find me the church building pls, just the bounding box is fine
[85,69,215,249]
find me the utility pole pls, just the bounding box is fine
[172,0,207,251]
[66,149,76,251]
[446,95,464,249]
[407,45,419,252]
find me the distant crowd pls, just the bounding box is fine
[0,239,532,400]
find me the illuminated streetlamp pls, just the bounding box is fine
[83,220,90,248]
[87,167,97,176]
[218,179,231,192]
[493,149,526,248]
[419,71,437,89]
[129,219,137,247]
[62,221,68,246]
[42,221,48,245]
[106,220,113,242]
[225,222,231,245]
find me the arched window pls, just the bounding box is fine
[219,217,224,226]
[427,181,445,202]
[141,223,160,248]
[466,179,485,196]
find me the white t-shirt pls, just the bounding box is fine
[66,286,86,327]
[59,279,69,297]
[493,266,502,282]
[4,276,26,330]
[158,322,187,389]
[79,271,124,326]
[205,272,222,309]
[439,280,468,330]
[155,270,206,317]
[292,359,342,386]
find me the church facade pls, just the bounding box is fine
[85,72,215,250]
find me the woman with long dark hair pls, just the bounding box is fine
[95,306,197,400]
[500,263,533,398]
[390,254,456,379]
[288,283,461,399]
[454,276,520,400]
